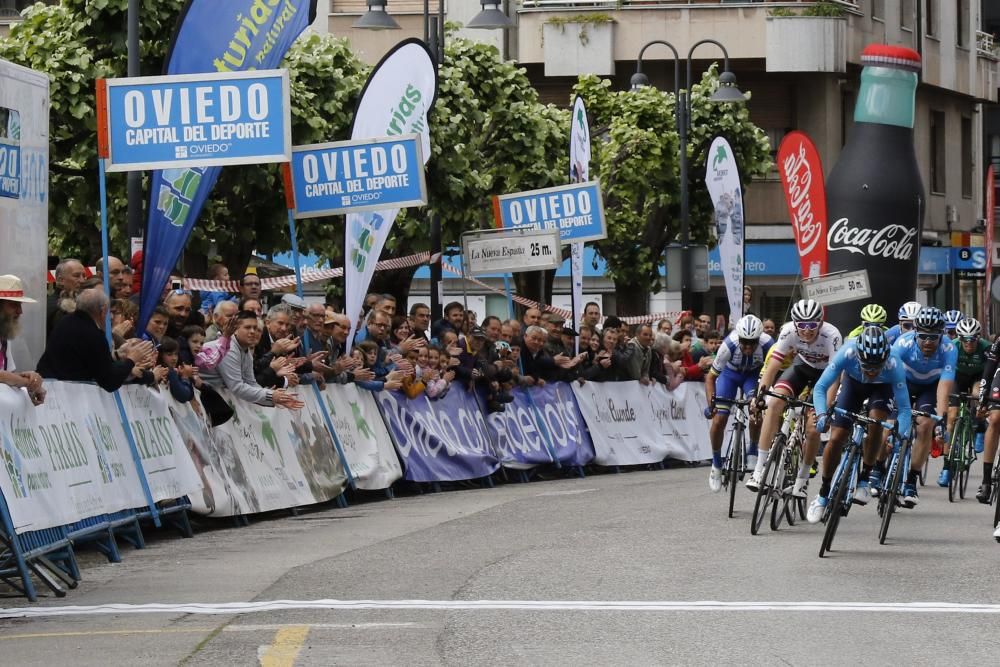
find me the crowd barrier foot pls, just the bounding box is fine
[384,488,395,500]
[232,515,250,528]
[517,470,530,484]
[432,483,442,494]
[336,493,349,508]
[290,507,301,517]
[612,466,621,474]
[162,508,194,539]
[480,476,495,489]
[573,465,586,478]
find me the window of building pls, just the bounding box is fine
[900,0,914,29]
[872,0,884,20]
[930,110,946,194]
[925,0,938,37]
[961,116,973,198]
[956,0,968,48]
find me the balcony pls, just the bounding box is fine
[517,1,860,75]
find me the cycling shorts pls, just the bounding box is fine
[907,381,938,413]
[714,369,758,415]
[773,362,824,398]
[954,371,981,396]
[831,376,892,429]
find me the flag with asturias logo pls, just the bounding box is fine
[139,0,316,332]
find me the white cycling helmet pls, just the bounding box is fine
[735,314,763,341]
[898,301,922,321]
[790,299,823,323]
[955,318,982,338]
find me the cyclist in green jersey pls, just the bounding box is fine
[941,318,990,486]
[847,303,889,340]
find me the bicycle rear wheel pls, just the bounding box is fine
[752,438,783,535]
[726,424,744,519]
[960,432,975,499]
[820,448,857,558]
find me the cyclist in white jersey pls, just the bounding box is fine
[749,299,843,496]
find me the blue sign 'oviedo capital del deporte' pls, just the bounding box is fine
[101,69,291,172]
[494,180,607,244]
[289,134,427,218]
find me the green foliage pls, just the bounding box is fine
[803,1,848,17]
[573,65,772,302]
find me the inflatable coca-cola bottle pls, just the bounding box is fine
[823,45,924,331]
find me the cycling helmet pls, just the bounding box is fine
[495,340,512,354]
[735,314,763,341]
[943,309,963,329]
[857,325,890,367]
[898,301,922,321]
[859,303,887,326]
[955,318,982,338]
[790,299,823,323]
[915,307,944,333]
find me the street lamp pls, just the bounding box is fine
[353,0,514,321]
[632,39,747,312]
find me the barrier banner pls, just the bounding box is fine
[320,383,402,490]
[572,381,712,465]
[486,382,594,469]
[376,388,500,482]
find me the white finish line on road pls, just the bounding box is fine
[4,599,1000,619]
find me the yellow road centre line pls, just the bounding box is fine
[259,625,310,667]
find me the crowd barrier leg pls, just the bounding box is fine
[384,488,395,500]
[0,495,37,601]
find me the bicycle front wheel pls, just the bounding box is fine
[726,424,744,519]
[879,444,906,545]
[752,438,783,535]
[821,448,857,558]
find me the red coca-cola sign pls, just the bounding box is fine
[778,131,828,278]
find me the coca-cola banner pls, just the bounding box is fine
[824,44,924,331]
[778,131,827,279]
[705,137,745,321]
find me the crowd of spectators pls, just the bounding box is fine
[1,257,734,419]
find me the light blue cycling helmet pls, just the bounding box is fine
[943,310,963,330]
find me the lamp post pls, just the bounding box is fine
[631,39,746,313]
[126,0,142,258]
[354,0,514,321]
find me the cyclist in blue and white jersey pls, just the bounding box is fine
[885,301,922,345]
[807,326,912,522]
[891,307,958,507]
[704,315,773,492]
[943,309,963,341]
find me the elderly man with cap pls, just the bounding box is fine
[0,275,45,404]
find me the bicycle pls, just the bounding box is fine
[945,393,978,502]
[750,390,811,535]
[874,409,941,545]
[819,407,893,558]
[716,395,753,519]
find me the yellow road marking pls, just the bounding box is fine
[259,625,310,667]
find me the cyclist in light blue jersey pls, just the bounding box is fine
[704,315,773,492]
[943,309,963,341]
[891,307,957,507]
[885,300,921,345]
[807,326,912,522]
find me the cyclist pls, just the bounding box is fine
[939,317,989,486]
[750,299,842,497]
[704,315,772,492]
[891,307,957,507]
[943,310,963,341]
[807,326,912,522]
[847,303,888,340]
[886,301,922,344]
[976,328,1000,509]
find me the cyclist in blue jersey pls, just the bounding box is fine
[891,307,958,507]
[807,326,912,522]
[704,315,773,492]
[943,309,963,341]
[885,301,922,345]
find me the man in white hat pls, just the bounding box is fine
[0,274,45,404]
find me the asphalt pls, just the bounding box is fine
[2,459,999,665]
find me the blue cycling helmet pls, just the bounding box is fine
[857,325,890,366]
[943,310,963,330]
[915,307,944,333]
[898,301,921,321]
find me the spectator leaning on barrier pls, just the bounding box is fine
[37,287,156,392]
[692,329,722,365]
[47,258,86,337]
[673,328,711,381]
[519,325,558,386]
[280,293,307,334]
[0,275,45,405]
[303,303,328,352]
[110,298,138,343]
[144,305,170,345]
[156,336,197,403]
[319,312,370,385]
[256,304,320,388]
[617,323,654,384]
[203,309,303,409]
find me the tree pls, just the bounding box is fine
[573,67,773,315]
[0,0,368,273]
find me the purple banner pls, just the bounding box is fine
[487,383,594,469]
[375,388,500,482]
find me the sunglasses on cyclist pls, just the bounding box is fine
[795,321,820,330]
[738,338,758,347]
[916,332,941,342]
[900,322,915,331]
[859,362,883,374]
[960,335,978,343]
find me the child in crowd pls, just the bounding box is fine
[157,336,200,403]
[182,324,206,358]
[199,264,237,315]
[422,345,450,398]
[401,347,426,398]
[144,305,170,345]
[354,341,403,391]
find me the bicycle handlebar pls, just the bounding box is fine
[833,406,896,431]
[911,409,945,424]
[761,388,813,410]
